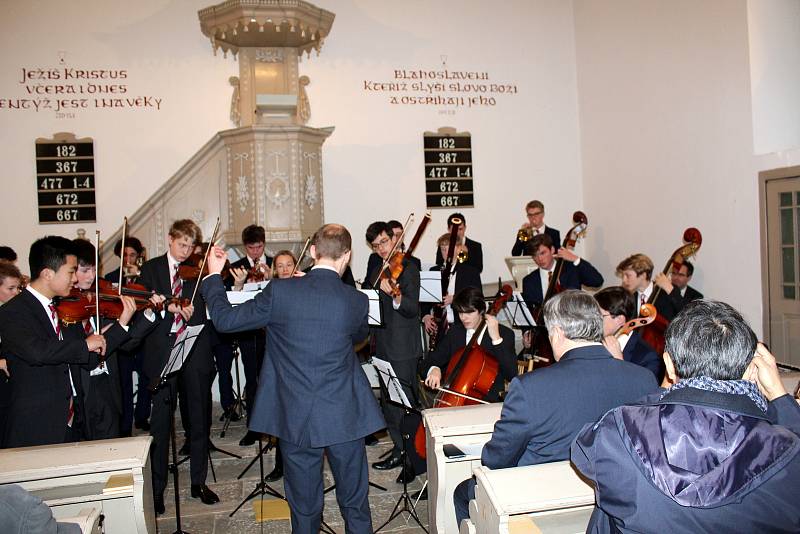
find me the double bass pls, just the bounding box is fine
[414,285,513,460]
[521,211,589,369]
[640,228,702,354]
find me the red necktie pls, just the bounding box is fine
[172,265,186,335]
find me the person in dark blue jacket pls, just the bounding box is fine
[594,286,663,381]
[453,290,658,525]
[202,224,385,534]
[572,300,800,534]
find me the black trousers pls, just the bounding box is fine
[237,330,265,423]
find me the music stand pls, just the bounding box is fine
[358,289,384,326]
[219,339,244,438]
[371,358,428,533]
[419,271,443,303]
[152,324,204,534]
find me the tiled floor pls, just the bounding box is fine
[151,404,429,533]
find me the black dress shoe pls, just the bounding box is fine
[134,419,150,431]
[154,493,165,515]
[178,440,190,456]
[396,466,416,484]
[372,455,402,470]
[364,434,379,446]
[411,487,428,500]
[190,484,220,505]
[238,430,258,447]
[264,464,283,482]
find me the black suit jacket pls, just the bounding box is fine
[366,252,421,286]
[641,287,683,322]
[622,331,663,381]
[674,285,703,313]
[511,225,561,256]
[0,289,98,447]
[420,322,516,402]
[139,254,214,386]
[435,237,483,273]
[521,259,604,309]
[366,257,422,363]
[481,345,658,469]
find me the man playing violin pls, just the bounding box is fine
[0,236,107,448]
[521,234,603,311]
[616,253,683,321]
[594,286,662,380]
[435,213,483,273]
[452,290,658,525]
[139,219,219,513]
[364,221,422,483]
[365,219,422,279]
[511,200,561,256]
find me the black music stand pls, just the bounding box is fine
[219,339,244,438]
[229,437,284,518]
[372,360,428,533]
[152,324,204,534]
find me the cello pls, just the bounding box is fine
[639,228,702,354]
[414,285,513,460]
[521,211,589,369]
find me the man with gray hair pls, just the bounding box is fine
[453,290,658,525]
[572,300,800,533]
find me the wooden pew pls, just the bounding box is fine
[0,436,155,534]
[460,461,595,534]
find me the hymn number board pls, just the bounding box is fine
[424,129,474,209]
[35,134,96,224]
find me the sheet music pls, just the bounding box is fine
[359,289,383,326]
[498,291,536,328]
[371,357,412,408]
[162,324,205,379]
[420,270,443,303]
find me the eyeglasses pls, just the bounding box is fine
[371,237,390,251]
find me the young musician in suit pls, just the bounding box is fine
[617,253,683,321]
[365,219,422,278]
[0,261,23,443]
[104,237,151,435]
[422,232,482,336]
[434,213,483,273]
[223,225,272,446]
[202,224,385,533]
[511,200,561,256]
[594,286,663,380]
[364,221,422,483]
[452,290,659,524]
[670,260,704,308]
[521,234,603,310]
[0,236,106,448]
[138,219,218,513]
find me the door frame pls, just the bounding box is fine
[759,165,800,347]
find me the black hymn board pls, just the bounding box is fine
[423,128,474,209]
[35,133,96,224]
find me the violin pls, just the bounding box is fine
[640,228,702,354]
[521,211,589,370]
[414,285,513,460]
[179,252,230,280]
[373,213,431,296]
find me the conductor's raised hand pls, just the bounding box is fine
[207,245,227,275]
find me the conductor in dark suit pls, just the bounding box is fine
[435,213,483,273]
[594,286,663,380]
[511,200,561,255]
[0,236,107,448]
[202,224,385,534]
[521,234,603,310]
[138,219,218,513]
[364,221,422,482]
[452,290,659,525]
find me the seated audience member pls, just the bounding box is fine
[0,484,81,534]
[453,290,658,525]
[572,300,800,533]
[670,259,703,309]
[594,286,663,380]
[511,200,560,256]
[521,234,603,310]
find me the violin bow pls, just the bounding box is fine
[434,386,489,405]
[117,217,127,294]
[94,230,104,366]
[290,237,311,277]
[189,217,221,305]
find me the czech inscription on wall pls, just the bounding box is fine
[424,128,473,209]
[2,65,163,118]
[35,133,96,224]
